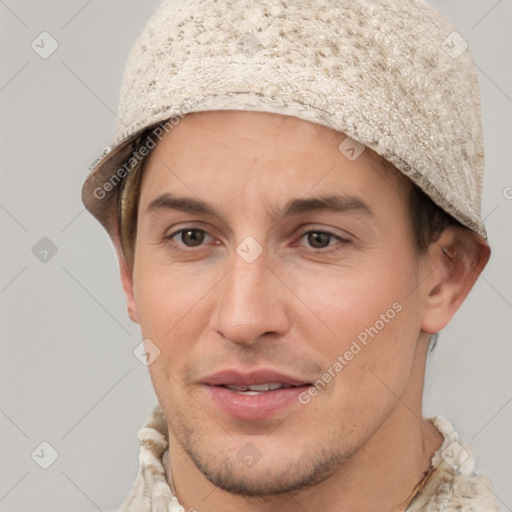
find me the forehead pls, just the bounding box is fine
[137,110,411,215]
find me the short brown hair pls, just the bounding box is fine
[409,181,465,253]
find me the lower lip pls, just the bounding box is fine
[203,385,311,420]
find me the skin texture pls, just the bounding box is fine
[118,110,489,512]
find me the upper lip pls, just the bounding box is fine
[201,369,312,387]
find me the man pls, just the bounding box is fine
[82,0,499,510]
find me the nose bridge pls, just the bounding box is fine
[212,243,288,345]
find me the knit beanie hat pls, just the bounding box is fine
[81,0,488,246]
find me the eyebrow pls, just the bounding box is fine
[146,192,374,224]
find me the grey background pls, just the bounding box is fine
[0,0,510,511]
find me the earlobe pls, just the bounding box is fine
[116,245,139,324]
[420,228,490,334]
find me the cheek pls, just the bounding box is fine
[291,254,422,389]
[131,255,219,368]
[294,255,418,339]
[131,266,210,405]
[289,265,422,436]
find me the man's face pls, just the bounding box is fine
[128,110,429,495]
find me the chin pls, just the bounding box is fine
[182,440,345,497]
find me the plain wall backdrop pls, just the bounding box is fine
[1,0,511,511]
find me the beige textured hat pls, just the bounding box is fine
[82,0,487,243]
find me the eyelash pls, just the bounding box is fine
[165,228,351,254]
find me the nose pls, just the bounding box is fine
[210,249,290,346]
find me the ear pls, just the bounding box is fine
[420,227,491,334]
[116,244,139,324]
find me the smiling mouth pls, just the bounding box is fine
[201,369,314,419]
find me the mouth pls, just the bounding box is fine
[201,370,313,420]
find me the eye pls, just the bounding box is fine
[168,228,212,248]
[298,230,350,252]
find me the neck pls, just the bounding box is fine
[165,338,443,512]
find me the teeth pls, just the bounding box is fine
[224,382,285,392]
[247,383,283,391]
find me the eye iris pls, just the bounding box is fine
[308,232,330,248]
[182,229,204,247]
